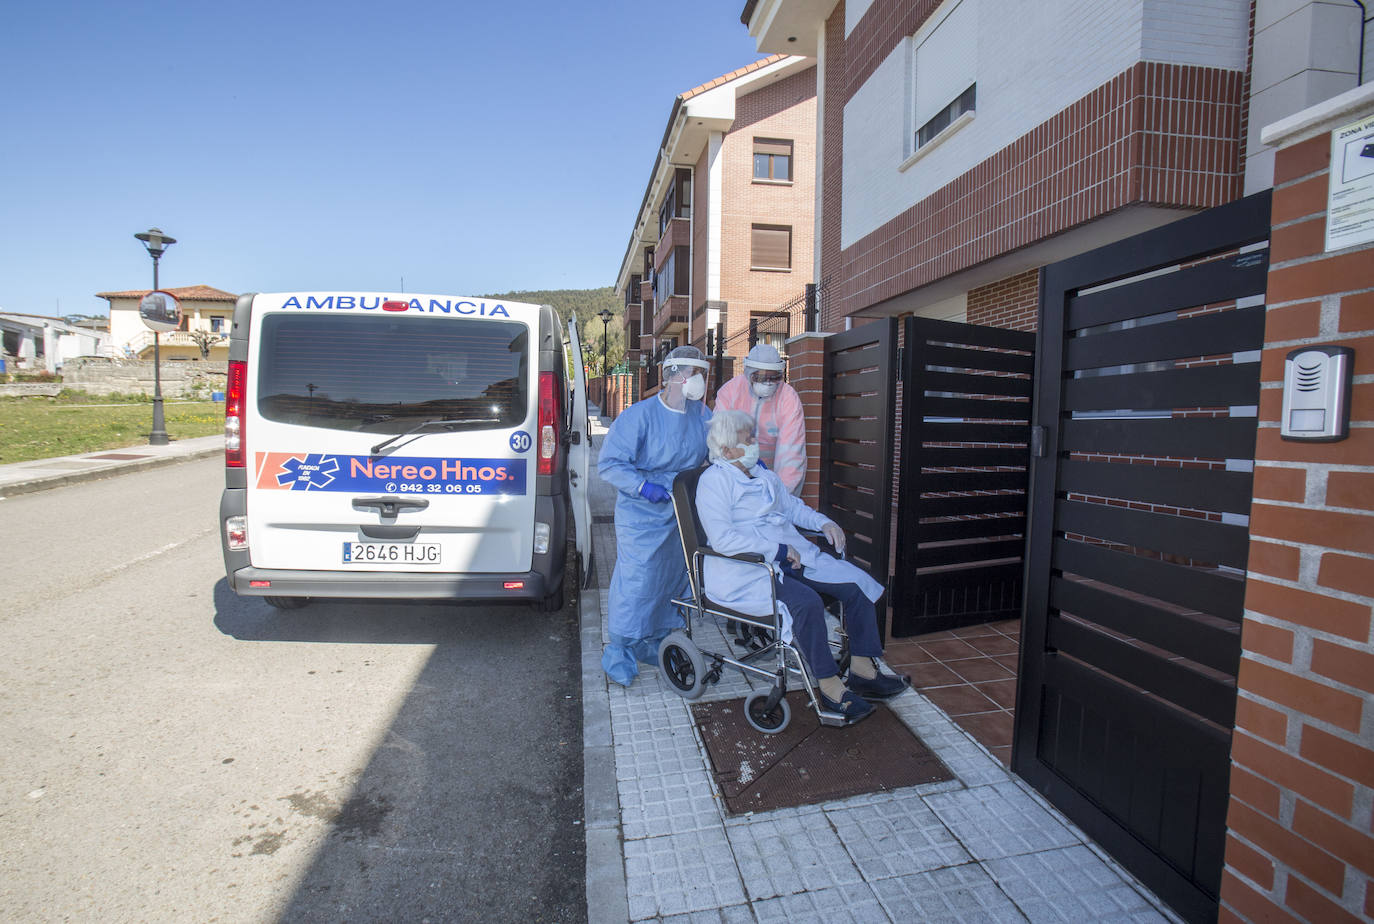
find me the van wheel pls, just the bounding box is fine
[264,596,309,610]
[540,582,565,612]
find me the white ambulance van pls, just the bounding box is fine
[218,292,592,611]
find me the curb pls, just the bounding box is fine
[582,576,628,924]
[0,444,222,499]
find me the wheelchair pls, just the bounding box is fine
[655,465,857,734]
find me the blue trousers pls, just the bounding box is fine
[772,569,882,679]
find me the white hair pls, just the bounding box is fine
[706,409,755,462]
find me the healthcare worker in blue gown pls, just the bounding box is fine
[597,345,713,686]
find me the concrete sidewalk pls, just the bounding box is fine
[579,415,1180,924]
[0,434,223,498]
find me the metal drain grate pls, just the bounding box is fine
[691,692,954,815]
[592,515,614,524]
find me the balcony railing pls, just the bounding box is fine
[125,330,229,357]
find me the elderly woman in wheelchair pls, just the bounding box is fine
[667,409,908,728]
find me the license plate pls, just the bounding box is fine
[342,542,441,565]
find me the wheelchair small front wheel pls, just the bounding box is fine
[658,631,706,700]
[744,690,791,734]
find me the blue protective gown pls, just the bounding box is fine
[597,394,711,685]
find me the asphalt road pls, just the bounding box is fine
[0,458,586,923]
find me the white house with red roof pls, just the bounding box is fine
[98,284,238,360]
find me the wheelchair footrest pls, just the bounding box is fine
[817,709,856,728]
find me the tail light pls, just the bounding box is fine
[224,515,247,550]
[225,359,246,468]
[537,371,563,476]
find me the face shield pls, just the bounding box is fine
[661,347,710,406]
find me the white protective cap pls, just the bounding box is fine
[742,343,786,372]
[662,344,710,377]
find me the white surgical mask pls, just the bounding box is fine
[751,381,779,400]
[735,442,760,469]
[682,373,706,401]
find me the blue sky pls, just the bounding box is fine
[0,0,765,318]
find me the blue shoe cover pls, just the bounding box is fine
[631,631,670,665]
[601,644,639,687]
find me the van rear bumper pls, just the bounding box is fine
[227,567,554,602]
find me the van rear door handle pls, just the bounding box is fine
[352,496,429,517]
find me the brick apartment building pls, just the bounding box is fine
[735,1,1373,922]
[614,54,817,395]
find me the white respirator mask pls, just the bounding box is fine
[682,373,706,401]
[751,381,779,400]
[735,442,761,469]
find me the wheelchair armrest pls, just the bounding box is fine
[798,528,841,558]
[696,547,766,564]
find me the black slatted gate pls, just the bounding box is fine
[820,320,898,621]
[892,318,1035,636]
[1016,191,1271,924]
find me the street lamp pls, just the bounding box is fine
[134,227,176,445]
[597,307,613,409]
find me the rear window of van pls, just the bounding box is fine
[256,314,529,431]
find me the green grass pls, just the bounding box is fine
[0,391,224,463]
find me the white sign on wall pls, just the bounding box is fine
[1326,111,1374,252]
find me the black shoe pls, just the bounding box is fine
[817,688,875,723]
[847,668,910,701]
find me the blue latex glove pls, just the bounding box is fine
[638,481,671,504]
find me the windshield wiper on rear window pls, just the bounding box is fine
[369,418,469,455]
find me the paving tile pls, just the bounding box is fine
[883,639,937,666]
[922,683,1001,717]
[919,638,984,660]
[828,792,971,880]
[661,906,758,924]
[995,653,1021,671]
[965,634,1020,657]
[911,661,964,689]
[888,696,1011,786]
[953,711,1015,750]
[870,862,1024,923]
[989,745,1013,767]
[925,781,1080,860]
[947,656,1016,683]
[984,845,1170,922]
[625,828,747,920]
[975,678,1019,709]
[752,881,890,923]
[620,764,723,839]
[725,812,863,901]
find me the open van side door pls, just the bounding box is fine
[567,318,594,587]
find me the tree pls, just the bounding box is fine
[189,329,222,360]
[482,286,625,374]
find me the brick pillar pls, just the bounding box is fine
[1219,85,1374,924]
[786,332,831,510]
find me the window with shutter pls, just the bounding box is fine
[751,225,791,271]
[753,138,793,182]
[909,0,977,157]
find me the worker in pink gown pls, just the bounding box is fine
[714,343,807,496]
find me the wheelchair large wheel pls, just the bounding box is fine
[658,631,706,700]
[743,690,791,734]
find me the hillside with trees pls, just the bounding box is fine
[485,286,625,376]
